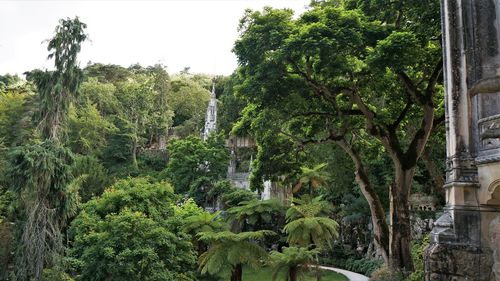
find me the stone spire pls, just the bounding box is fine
[202,83,217,140]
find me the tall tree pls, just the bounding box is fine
[117,75,155,168]
[10,17,87,281]
[233,1,442,271]
[166,133,229,195]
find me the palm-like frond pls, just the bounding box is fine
[286,195,332,221]
[198,230,275,276]
[284,217,339,247]
[182,211,227,235]
[293,163,328,193]
[269,247,319,281]
[284,195,338,247]
[227,199,284,226]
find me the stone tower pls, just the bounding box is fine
[425,1,500,280]
[203,83,217,140]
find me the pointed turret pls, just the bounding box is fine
[202,82,217,140]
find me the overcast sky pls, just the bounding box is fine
[0,0,310,76]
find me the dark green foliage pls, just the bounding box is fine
[70,155,110,202]
[344,258,383,276]
[227,199,285,231]
[9,141,77,280]
[218,74,247,136]
[69,177,196,281]
[268,247,320,281]
[220,188,257,210]
[405,235,429,281]
[198,230,275,280]
[166,134,229,195]
[9,141,75,222]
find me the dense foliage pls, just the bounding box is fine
[69,178,197,281]
[0,1,447,279]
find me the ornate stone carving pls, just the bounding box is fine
[479,115,500,150]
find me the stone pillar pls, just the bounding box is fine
[425,1,500,280]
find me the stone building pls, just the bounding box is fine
[202,86,274,203]
[425,1,500,280]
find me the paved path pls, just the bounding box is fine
[319,265,369,281]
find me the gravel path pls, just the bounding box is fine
[318,265,369,281]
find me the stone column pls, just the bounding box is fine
[425,1,500,280]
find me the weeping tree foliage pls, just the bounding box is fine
[34,17,88,141]
[9,142,78,280]
[9,17,87,281]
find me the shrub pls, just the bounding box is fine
[369,266,404,281]
[344,257,383,276]
[405,235,430,281]
[69,178,197,281]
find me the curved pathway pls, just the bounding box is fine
[319,265,369,281]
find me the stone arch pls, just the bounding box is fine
[487,179,500,205]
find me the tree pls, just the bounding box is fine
[166,134,229,195]
[233,1,442,271]
[168,76,211,137]
[67,101,117,156]
[269,246,319,281]
[77,77,119,116]
[69,177,197,281]
[9,17,87,281]
[182,211,228,255]
[116,75,155,168]
[292,163,328,195]
[73,209,195,281]
[227,199,285,232]
[0,82,36,147]
[146,64,174,149]
[70,155,110,202]
[284,196,339,248]
[198,230,275,281]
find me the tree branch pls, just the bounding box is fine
[425,58,443,99]
[398,72,425,105]
[390,100,413,131]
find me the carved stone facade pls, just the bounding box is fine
[424,0,500,280]
[202,84,217,141]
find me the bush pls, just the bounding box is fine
[344,257,383,276]
[405,235,430,281]
[69,178,197,281]
[369,266,404,281]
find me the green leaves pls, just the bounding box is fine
[368,31,420,72]
[227,199,285,230]
[197,230,275,276]
[69,177,196,281]
[166,134,229,195]
[284,196,338,247]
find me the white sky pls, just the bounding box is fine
[0,0,310,76]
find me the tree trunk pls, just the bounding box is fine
[388,167,415,272]
[289,265,297,281]
[337,140,390,264]
[132,118,139,168]
[231,264,243,281]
